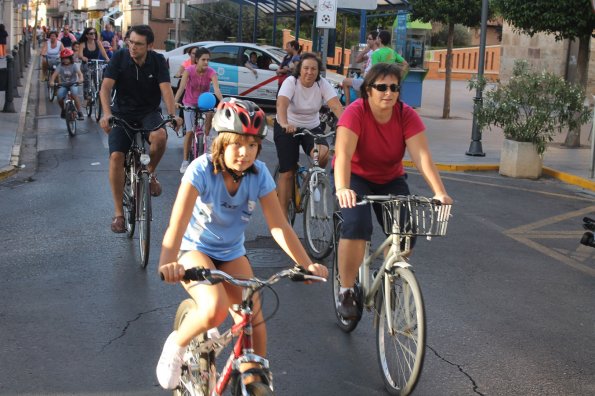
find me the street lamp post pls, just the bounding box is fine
[466,0,488,157]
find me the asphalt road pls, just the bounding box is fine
[0,80,594,395]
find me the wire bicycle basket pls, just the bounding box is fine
[380,196,452,237]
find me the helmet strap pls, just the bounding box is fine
[224,164,246,183]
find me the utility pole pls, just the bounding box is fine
[174,0,181,47]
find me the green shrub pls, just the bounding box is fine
[469,60,590,155]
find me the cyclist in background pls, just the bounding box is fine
[371,30,408,71]
[156,98,328,390]
[40,31,63,82]
[333,63,452,319]
[99,24,182,233]
[276,39,302,90]
[341,30,378,106]
[78,27,110,103]
[274,52,343,220]
[49,48,84,120]
[57,25,77,49]
[174,46,223,174]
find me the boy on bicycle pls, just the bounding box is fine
[49,48,84,120]
[157,98,328,389]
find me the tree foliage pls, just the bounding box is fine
[492,0,595,41]
[408,0,484,27]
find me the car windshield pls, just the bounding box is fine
[265,47,286,62]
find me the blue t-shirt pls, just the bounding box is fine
[180,154,276,261]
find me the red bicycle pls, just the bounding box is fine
[180,105,215,162]
[168,266,325,396]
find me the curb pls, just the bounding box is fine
[0,52,36,182]
[402,160,595,192]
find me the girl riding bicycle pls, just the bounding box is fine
[174,46,223,174]
[157,98,328,390]
[333,63,453,319]
[49,48,84,120]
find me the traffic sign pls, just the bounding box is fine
[316,0,337,29]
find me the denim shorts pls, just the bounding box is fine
[57,85,80,101]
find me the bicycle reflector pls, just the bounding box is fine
[198,92,217,111]
[140,153,151,165]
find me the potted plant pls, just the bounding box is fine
[470,60,591,178]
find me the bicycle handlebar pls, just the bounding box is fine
[583,217,595,232]
[109,115,177,132]
[355,194,447,206]
[53,82,83,87]
[292,127,335,139]
[160,266,326,286]
[179,105,215,113]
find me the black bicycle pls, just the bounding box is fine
[110,115,177,268]
[580,216,595,248]
[55,82,82,137]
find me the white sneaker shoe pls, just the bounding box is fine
[179,160,189,174]
[156,331,186,389]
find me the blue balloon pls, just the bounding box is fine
[198,92,217,110]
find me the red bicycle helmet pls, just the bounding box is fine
[60,48,74,58]
[213,98,267,138]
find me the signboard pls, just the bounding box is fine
[316,0,337,29]
[307,0,376,9]
[394,10,408,57]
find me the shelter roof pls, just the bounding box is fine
[226,0,408,15]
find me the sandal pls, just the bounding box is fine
[150,174,162,197]
[111,216,126,233]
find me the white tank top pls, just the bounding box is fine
[46,41,61,58]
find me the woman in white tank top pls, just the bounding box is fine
[40,31,64,81]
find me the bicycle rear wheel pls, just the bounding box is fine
[123,161,136,238]
[173,299,214,396]
[376,267,426,395]
[138,173,151,268]
[48,82,56,102]
[302,172,333,259]
[331,213,362,332]
[272,164,296,226]
[66,104,77,137]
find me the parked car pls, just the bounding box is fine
[163,41,344,104]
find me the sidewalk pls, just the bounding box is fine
[1,61,594,192]
[0,53,36,181]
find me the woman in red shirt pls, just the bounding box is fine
[333,63,453,319]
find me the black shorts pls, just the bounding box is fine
[108,110,165,155]
[178,251,248,268]
[332,172,414,245]
[273,120,328,173]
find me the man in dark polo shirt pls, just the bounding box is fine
[99,24,182,233]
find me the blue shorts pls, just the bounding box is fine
[332,172,413,243]
[57,85,80,101]
[108,110,165,155]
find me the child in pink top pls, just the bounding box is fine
[174,47,223,173]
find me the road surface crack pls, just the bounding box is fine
[427,344,485,395]
[100,305,176,352]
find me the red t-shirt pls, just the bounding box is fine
[334,98,425,184]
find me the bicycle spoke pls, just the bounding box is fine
[303,173,333,259]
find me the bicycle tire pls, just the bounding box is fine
[123,161,136,238]
[376,266,426,396]
[232,381,274,396]
[197,133,205,157]
[138,173,151,268]
[331,213,362,332]
[173,299,214,396]
[94,92,102,122]
[302,172,333,259]
[272,164,296,226]
[48,82,55,102]
[66,104,77,137]
[85,96,93,117]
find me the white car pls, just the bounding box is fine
[163,41,344,104]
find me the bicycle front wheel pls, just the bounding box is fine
[376,267,426,395]
[94,92,102,122]
[273,164,296,226]
[302,172,333,259]
[138,173,151,268]
[66,105,77,137]
[48,82,55,102]
[173,299,214,396]
[123,164,136,238]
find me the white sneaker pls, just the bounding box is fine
[156,331,186,389]
[179,160,189,174]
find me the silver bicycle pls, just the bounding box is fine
[332,195,452,395]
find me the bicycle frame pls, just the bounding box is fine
[180,106,213,160]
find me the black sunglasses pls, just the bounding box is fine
[369,83,400,93]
